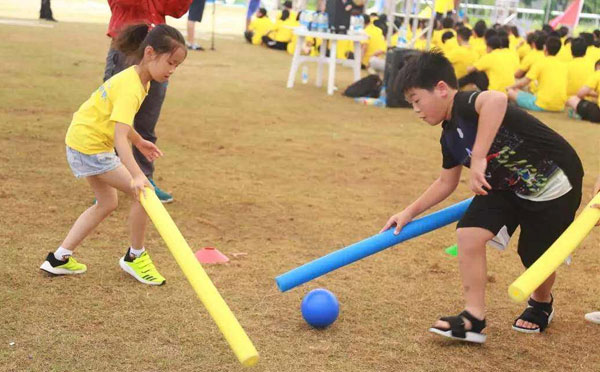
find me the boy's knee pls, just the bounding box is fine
[456,227,492,251]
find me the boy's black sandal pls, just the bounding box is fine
[428,310,487,343]
[512,295,554,334]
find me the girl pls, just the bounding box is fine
[40,24,187,285]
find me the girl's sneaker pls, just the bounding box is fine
[119,249,166,286]
[40,253,87,275]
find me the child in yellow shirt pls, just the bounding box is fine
[245,8,273,45]
[566,60,600,123]
[446,27,479,79]
[566,37,594,96]
[40,24,187,285]
[508,37,567,112]
[263,9,294,50]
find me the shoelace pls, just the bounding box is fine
[133,253,156,273]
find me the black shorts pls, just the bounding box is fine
[188,0,207,22]
[576,99,600,123]
[457,188,581,267]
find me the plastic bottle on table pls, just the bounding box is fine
[302,66,309,84]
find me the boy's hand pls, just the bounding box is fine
[380,210,413,235]
[131,175,153,199]
[470,156,491,195]
[135,140,163,162]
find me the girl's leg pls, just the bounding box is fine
[60,173,119,251]
[93,166,147,251]
[433,227,494,329]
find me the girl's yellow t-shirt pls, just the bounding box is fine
[66,66,148,155]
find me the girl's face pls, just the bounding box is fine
[145,46,187,83]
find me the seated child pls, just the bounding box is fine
[245,8,273,45]
[565,59,600,123]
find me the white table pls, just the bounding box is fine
[286,28,368,95]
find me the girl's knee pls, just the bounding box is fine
[96,197,118,215]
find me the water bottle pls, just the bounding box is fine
[302,66,309,84]
[396,26,407,47]
[357,15,364,32]
[321,13,329,33]
[349,16,356,35]
[308,11,316,31]
[300,11,307,29]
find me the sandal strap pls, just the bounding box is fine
[514,295,554,332]
[438,311,487,338]
[439,315,467,339]
[459,310,487,333]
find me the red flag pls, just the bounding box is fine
[550,0,585,29]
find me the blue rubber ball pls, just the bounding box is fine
[301,288,339,328]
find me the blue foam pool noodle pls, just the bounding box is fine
[275,198,473,292]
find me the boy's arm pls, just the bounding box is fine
[380,165,462,234]
[508,77,531,90]
[576,86,593,99]
[470,90,508,195]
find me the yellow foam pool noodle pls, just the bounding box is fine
[508,193,600,302]
[139,188,259,367]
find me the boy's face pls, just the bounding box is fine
[405,83,452,125]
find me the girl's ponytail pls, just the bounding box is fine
[114,24,150,62]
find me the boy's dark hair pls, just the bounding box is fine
[542,24,553,34]
[395,51,457,95]
[442,16,454,29]
[571,37,587,57]
[526,31,536,45]
[580,32,594,46]
[442,31,455,44]
[510,25,520,37]
[115,23,186,62]
[281,9,290,21]
[296,10,301,21]
[484,28,497,42]
[370,12,378,17]
[564,37,572,45]
[593,29,600,39]
[548,30,561,38]
[545,36,561,55]
[497,29,510,48]
[558,26,569,38]
[457,27,472,42]
[473,20,487,38]
[283,0,292,8]
[394,17,404,29]
[454,21,464,30]
[363,14,370,25]
[486,36,501,50]
[258,7,267,17]
[533,31,547,50]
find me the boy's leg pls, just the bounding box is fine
[433,227,494,331]
[566,96,580,110]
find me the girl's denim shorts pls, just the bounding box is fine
[66,146,121,178]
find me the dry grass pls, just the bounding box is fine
[1,18,600,372]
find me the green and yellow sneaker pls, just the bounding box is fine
[40,252,87,275]
[119,249,165,286]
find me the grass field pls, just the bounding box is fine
[1,9,600,372]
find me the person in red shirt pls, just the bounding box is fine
[104,0,192,203]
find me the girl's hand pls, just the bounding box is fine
[470,156,491,195]
[131,175,152,199]
[135,140,163,162]
[380,210,414,235]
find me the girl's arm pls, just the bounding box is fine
[114,122,152,197]
[127,127,163,162]
[470,90,508,195]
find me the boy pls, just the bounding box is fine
[565,60,600,123]
[566,37,594,97]
[514,31,546,79]
[446,27,478,79]
[460,33,514,92]
[244,8,273,45]
[507,37,567,112]
[383,51,583,343]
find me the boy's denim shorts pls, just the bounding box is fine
[66,146,121,178]
[516,91,544,112]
